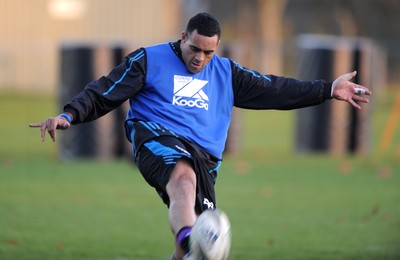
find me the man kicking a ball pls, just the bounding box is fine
[30,12,371,260]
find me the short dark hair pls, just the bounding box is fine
[186,12,221,40]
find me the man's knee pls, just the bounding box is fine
[167,160,196,197]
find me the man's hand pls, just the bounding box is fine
[332,71,372,110]
[29,116,71,142]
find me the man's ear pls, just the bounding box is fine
[181,31,187,42]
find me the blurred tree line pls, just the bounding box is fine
[183,0,400,83]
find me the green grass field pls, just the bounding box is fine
[0,91,399,259]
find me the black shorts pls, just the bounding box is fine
[126,120,222,213]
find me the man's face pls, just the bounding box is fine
[180,29,219,74]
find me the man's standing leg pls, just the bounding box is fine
[167,160,197,259]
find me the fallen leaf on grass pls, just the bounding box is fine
[371,204,380,216]
[377,166,392,179]
[338,160,352,175]
[235,160,251,176]
[55,242,64,250]
[335,215,347,224]
[6,238,19,246]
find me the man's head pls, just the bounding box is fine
[180,13,221,74]
[186,12,221,40]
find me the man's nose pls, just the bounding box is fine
[195,52,205,62]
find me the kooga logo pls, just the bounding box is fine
[172,75,209,110]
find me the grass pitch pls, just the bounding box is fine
[0,92,399,259]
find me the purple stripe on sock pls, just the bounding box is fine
[176,226,192,244]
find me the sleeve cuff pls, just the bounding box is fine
[325,82,334,99]
[63,108,77,124]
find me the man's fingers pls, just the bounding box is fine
[349,91,370,110]
[354,85,372,95]
[48,129,56,142]
[353,94,369,104]
[47,119,58,142]
[28,122,46,141]
[29,120,56,142]
[349,97,361,110]
[40,123,47,142]
[28,123,43,128]
[341,71,357,81]
[354,87,366,95]
[46,126,55,142]
[29,117,70,142]
[332,71,372,110]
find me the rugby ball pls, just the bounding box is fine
[189,209,231,260]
